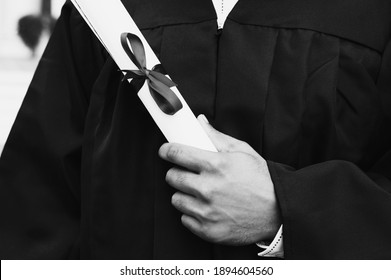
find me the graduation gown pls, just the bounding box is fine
[1,0,391,259]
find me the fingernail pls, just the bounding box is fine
[199,114,209,124]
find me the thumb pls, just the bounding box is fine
[197,114,253,153]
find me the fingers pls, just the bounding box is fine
[171,192,206,221]
[165,167,204,198]
[158,115,261,173]
[171,193,207,241]
[159,142,218,173]
[181,214,202,237]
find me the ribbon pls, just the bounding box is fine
[120,32,183,115]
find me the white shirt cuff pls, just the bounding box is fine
[256,225,284,258]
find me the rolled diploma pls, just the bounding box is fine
[71,0,217,152]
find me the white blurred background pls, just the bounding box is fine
[0,0,64,153]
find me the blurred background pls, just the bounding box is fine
[0,0,65,153]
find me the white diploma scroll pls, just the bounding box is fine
[71,0,217,152]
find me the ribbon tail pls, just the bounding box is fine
[148,77,183,115]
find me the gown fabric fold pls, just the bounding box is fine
[1,0,391,259]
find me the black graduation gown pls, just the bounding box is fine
[1,0,391,259]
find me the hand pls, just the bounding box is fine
[158,115,281,246]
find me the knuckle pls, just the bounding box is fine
[166,168,187,187]
[191,182,206,200]
[166,145,182,161]
[201,224,222,244]
[236,140,250,151]
[202,207,216,222]
[198,185,214,200]
[175,172,187,186]
[226,141,238,152]
[208,156,225,171]
[197,205,209,220]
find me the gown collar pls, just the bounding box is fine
[122,0,391,52]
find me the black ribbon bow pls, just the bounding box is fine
[120,32,183,115]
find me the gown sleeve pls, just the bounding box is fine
[268,39,391,259]
[0,2,105,259]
